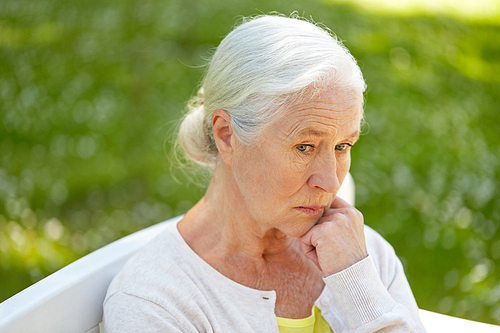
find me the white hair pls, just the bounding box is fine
[178,14,366,166]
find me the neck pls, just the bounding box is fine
[178,163,298,264]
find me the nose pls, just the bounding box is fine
[307,154,341,193]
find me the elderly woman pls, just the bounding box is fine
[103,15,426,332]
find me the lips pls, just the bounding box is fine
[295,205,326,217]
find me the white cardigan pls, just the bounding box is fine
[103,220,426,332]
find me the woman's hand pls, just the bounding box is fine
[299,196,368,276]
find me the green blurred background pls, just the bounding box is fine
[1,0,499,325]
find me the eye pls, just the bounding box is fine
[296,144,313,153]
[335,143,352,151]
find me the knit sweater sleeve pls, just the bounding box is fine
[323,227,426,333]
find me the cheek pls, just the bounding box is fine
[262,153,304,192]
[336,153,351,176]
[234,149,281,192]
[289,154,311,174]
[247,151,306,204]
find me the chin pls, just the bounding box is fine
[283,217,320,238]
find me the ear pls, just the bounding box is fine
[212,109,236,165]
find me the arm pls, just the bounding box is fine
[324,255,422,332]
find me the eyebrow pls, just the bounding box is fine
[292,129,328,139]
[290,129,360,141]
[347,130,360,140]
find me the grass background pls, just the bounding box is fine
[1,0,499,325]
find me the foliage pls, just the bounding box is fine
[1,0,499,325]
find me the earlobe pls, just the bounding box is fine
[212,109,234,164]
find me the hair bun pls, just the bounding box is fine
[178,89,215,166]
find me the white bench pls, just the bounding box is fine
[0,174,498,333]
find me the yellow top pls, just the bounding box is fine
[276,305,334,333]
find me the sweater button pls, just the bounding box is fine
[320,297,330,306]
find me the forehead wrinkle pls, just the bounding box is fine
[283,115,334,138]
[292,103,360,125]
[286,117,360,144]
[294,95,361,113]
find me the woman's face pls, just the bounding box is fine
[231,87,362,237]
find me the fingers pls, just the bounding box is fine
[330,195,351,209]
[321,196,364,224]
[321,196,352,217]
[299,237,321,271]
